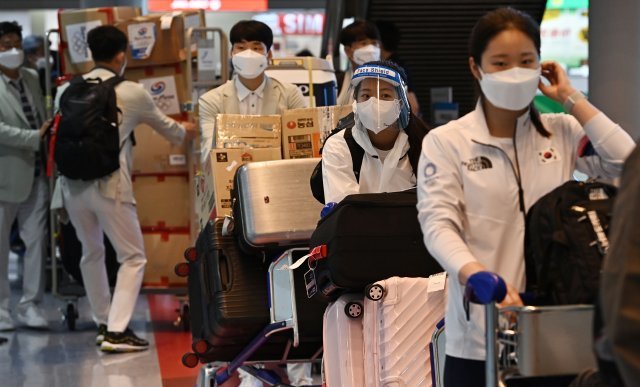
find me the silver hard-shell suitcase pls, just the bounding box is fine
[234,158,323,250]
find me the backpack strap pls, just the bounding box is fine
[99,76,136,147]
[343,127,364,183]
[319,112,363,182]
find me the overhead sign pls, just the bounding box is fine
[253,13,324,36]
[279,13,324,35]
[147,0,268,12]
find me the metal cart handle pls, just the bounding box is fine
[464,271,507,387]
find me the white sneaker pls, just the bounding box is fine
[16,304,49,329]
[0,309,15,331]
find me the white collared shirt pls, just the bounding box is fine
[235,76,266,115]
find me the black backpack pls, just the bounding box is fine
[54,75,124,180]
[525,180,617,305]
[309,112,364,204]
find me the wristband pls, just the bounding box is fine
[563,90,586,113]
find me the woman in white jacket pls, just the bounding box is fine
[322,60,429,203]
[416,8,635,386]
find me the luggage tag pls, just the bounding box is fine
[427,272,447,293]
[304,258,318,299]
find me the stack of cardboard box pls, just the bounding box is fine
[195,114,283,228]
[121,10,205,122]
[195,106,353,230]
[58,7,141,75]
[281,105,353,159]
[120,11,203,287]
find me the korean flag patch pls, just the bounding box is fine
[538,147,561,164]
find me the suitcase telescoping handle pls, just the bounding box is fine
[464,271,507,387]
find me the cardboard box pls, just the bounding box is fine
[133,174,190,228]
[132,123,188,174]
[116,10,205,68]
[215,114,282,149]
[281,105,353,159]
[58,7,141,74]
[195,148,282,228]
[142,231,191,287]
[125,63,190,120]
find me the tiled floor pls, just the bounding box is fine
[1,253,320,387]
[0,294,164,387]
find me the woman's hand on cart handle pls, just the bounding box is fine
[498,283,524,308]
[464,271,507,305]
[463,271,507,321]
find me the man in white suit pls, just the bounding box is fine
[198,20,307,163]
[0,21,51,331]
[198,20,312,386]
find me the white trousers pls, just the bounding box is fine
[0,176,48,311]
[61,181,146,332]
[238,363,313,386]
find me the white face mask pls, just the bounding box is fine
[353,44,381,66]
[232,49,268,79]
[354,97,401,134]
[478,66,541,111]
[0,48,24,70]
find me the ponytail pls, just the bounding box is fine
[403,112,431,175]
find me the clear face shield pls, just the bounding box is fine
[351,64,410,133]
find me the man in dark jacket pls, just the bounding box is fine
[600,143,640,385]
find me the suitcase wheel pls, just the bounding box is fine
[174,262,190,277]
[344,301,363,318]
[182,352,200,368]
[192,339,210,355]
[184,247,198,262]
[365,283,385,301]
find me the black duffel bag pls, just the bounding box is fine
[309,189,442,302]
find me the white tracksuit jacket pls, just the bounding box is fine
[322,124,415,204]
[417,102,635,360]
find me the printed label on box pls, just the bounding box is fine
[128,22,156,60]
[169,154,186,166]
[139,75,180,115]
[197,48,216,72]
[65,20,102,64]
[286,134,313,158]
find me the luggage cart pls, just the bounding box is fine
[180,248,322,387]
[466,272,597,386]
[44,28,86,330]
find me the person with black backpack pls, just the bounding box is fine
[53,26,196,353]
[416,8,635,386]
[319,60,429,204]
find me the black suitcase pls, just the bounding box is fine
[309,189,442,302]
[186,219,324,362]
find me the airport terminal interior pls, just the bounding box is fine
[1,0,638,386]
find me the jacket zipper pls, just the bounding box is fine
[471,138,526,216]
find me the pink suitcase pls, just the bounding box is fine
[322,293,365,387]
[363,274,447,387]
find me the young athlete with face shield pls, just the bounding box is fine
[198,20,307,164]
[416,8,635,386]
[322,60,429,204]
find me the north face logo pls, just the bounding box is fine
[462,156,492,172]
